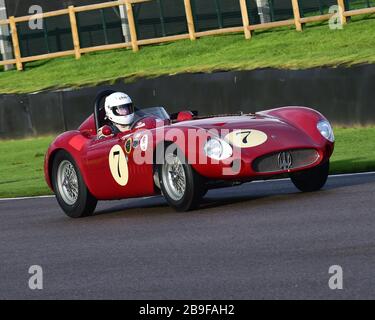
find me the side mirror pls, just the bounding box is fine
[177,111,194,122]
[101,125,113,136]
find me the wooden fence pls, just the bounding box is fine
[0,0,374,71]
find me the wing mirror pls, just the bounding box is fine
[170,110,198,122]
[101,125,113,136]
[177,111,194,122]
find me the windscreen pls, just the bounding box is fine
[134,107,170,121]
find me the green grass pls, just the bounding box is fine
[0,15,375,94]
[330,127,375,174]
[0,136,54,198]
[0,127,374,198]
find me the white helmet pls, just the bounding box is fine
[104,92,134,126]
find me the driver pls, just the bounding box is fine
[98,92,135,137]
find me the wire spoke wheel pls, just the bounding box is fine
[162,153,186,201]
[52,151,97,218]
[158,144,205,212]
[57,160,79,205]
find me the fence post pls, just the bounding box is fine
[184,0,196,40]
[9,16,23,71]
[125,0,139,52]
[68,6,81,59]
[239,0,251,39]
[337,0,347,25]
[291,0,302,31]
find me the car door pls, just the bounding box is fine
[85,131,155,200]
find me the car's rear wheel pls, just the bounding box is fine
[290,161,329,192]
[158,145,205,211]
[52,151,97,218]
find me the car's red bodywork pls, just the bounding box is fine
[44,106,334,201]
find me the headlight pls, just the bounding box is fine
[317,120,335,142]
[204,137,233,160]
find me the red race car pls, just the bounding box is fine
[44,90,334,218]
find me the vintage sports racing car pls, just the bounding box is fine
[44,90,335,218]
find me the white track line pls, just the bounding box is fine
[331,171,375,177]
[252,170,375,183]
[0,195,55,202]
[1,171,375,202]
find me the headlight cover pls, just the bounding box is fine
[204,137,233,160]
[317,120,335,142]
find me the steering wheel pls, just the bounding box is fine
[94,90,116,131]
[129,115,150,131]
[129,115,166,131]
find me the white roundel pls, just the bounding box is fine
[140,134,148,151]
[225,130,268,148]
[109,145,129,186]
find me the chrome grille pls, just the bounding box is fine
[253,149,320,173]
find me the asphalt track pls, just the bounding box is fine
[1,173,375,300]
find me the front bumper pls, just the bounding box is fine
[193,142,334,180]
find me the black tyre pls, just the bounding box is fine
[52,151,97,218]
[201,186,209,198]
[290,161,329,192]
[158,144,205,211]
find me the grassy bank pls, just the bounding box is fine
[0,15,374,94]
[0,127,374,198]
[0,136,54,198]
[329,127,375,174]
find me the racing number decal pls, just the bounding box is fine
[225,130,268,148]
[109,145,129,186]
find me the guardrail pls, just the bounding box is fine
[0,0,374,71]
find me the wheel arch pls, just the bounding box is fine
[46,148,64,191]
[153,140,173,166]
[44,129,95,189]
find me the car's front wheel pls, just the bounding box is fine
[52,151,97,218]
[290,161,330,192]
[158,145,205,211]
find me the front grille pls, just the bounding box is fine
[253,149,320,173]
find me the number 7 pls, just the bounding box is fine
[237,131,252,144]
[113,151,121,178]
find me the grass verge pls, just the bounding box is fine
[0,127,374,198]
[0,136,54,198]
[0,15,375,94]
